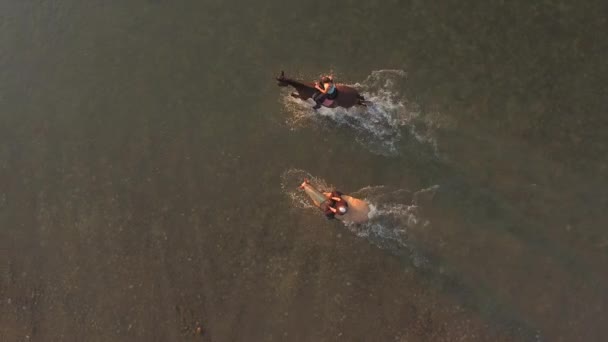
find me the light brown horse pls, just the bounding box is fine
[300,179,371,224]
[276,71,367,109]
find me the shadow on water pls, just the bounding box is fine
[421,130,607,288]
[389,120,608,339]
[390,244,542,341]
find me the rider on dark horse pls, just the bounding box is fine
[276,71,366,109]
[312,75,338,109]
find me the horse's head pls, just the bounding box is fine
[276,71,288,87]
[275,71,317,101]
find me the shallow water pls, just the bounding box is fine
[1,1,607,341]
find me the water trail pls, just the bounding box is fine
[280,169,542,339]
[281,70,445,156]
[348,184,439,269]
[280,168,438,269]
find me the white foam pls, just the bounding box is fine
[281,169,439,268]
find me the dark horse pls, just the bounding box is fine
[276,71,367,109]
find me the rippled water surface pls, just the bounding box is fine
[1,1,607,341]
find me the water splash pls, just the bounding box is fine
[281,70,442,156]
[280,169,439,268]
[348,184,439,268]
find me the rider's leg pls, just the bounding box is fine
[312,91,328,109]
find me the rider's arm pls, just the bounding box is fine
[323,206,335,219]
[315,82,328,93]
